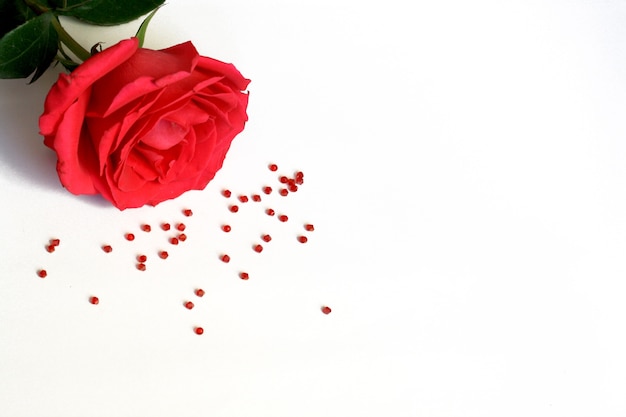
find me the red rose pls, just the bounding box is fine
[39,37,250,209]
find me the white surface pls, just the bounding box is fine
[1,0,626,416]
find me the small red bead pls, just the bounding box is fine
[159,250,169,259]
[262,186,272,195]
[295,177,304,185]
[222,189,232,198]
[90,296,99,305]
[170,237,179,245]
[195,288,205,297]
[183,209,193,217]
[137,254,147,263]
[161,223,171,231]
[251,194,261,202]
[266,208,275,216]
[222,224,232,232]
[46,245,55,253]
[262,234,272,242]
[176,223,186,231]
[269,163,278,171]
[195,327,204,335]
[239,272,249,280]
[220,254,230,263]
[37,269,47,278]
[50,239,60,246]
[102,245,113,253]
[279,188,288,196]
[178,233,187,242]
[185,301,194,309]
[288,184,298,192]
[279,176,288,183]
[278,214,288,222]
[229,205,239,213]
[321,306,332,314]
[253,244,263,253]
[125,233,135,241]
[238,195,249,203]
[304,224,315,232]
[137,263,146,271]
[297,235,308,243]
[141,224,151,232]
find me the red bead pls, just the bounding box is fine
[161,223,171,231]
[137,254,147,263]
[159,250,169,259]
[321,306,332,314]
[125,233,135,241]
[176,223,186,231]
[50,238,60,246]
[269,163,278,171]
[195,327,204,335]
[253,244,263,253]
[288,184,298,192]
[195,288,205,297]
[220,254,230,263]
[295,171,304,185]
[251,194,261,202]
[279,176,288,183]
[229,205,239,213]
[183,209,193,217]
[262,186,272,195]
[222,189,232,198]
[102,245,113,253]
[170,237,179,245]
[90,296,99,305]
[46,245,55,253]
[137,263,146,271]
[279,188,288,196]
[262,234,272,242]
[239,272,249,280]
[141,224,151,232]
[37,269,47,278]
[304,224,315,232]
[185,301,194,309]
[222,224,232,232]
[295,177,304,185]
[278,214,288,222]
[178,233,187,242]
[266,208,275,216]
[297,235,308,243]
[238,195,249,203]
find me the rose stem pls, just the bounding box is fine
[50,15,91,62]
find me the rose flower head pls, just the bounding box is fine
[39,37,250,209]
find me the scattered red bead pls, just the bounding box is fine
[125,233,135,241]
[185,301,194,310]
[183,209,193,217]
[161,223,171,231]
[295,171,304,185]
[137,263,146,271]
[229,205,239,213]
[141,224,151,232]
[37,269,47,278]
[304,224,315,232]
[102,245,113,253]
[195,288,205,297]
[222,224,232,232]
[269,163,278,171]
[297,235,308,243]
[170,237,179,245]
[50,239,60,246]
[279,176,288,183]
[90,296,99,305]
[262,234,272,242]
[278,214,288,222]
[222,189,232,198]
[253,244,263,253]
[288,183,298,192]
[137,254,147,262]
[159,250,169,259]
[266,208,275,216]
[220,254,230,263]
[279,188,289,196]
[176,223,186,231]
[178,233,187,242]
[239,272,249,280]
[251,194,261,202]
[195,327,204,335]
[238,195,249,203]
[262,186,272,194]
[321,306,332,314]
[46,245,55,253]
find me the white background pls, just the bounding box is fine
[1,0,626,416]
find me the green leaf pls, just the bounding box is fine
[55,0,165,26]
[135,5,161,48]
[0,0,37,39]
[0,12,58,82]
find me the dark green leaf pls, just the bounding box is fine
[56,0,165,26]
[0,0,37,39]
[135,5,161,48]
[0,12,58,81]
